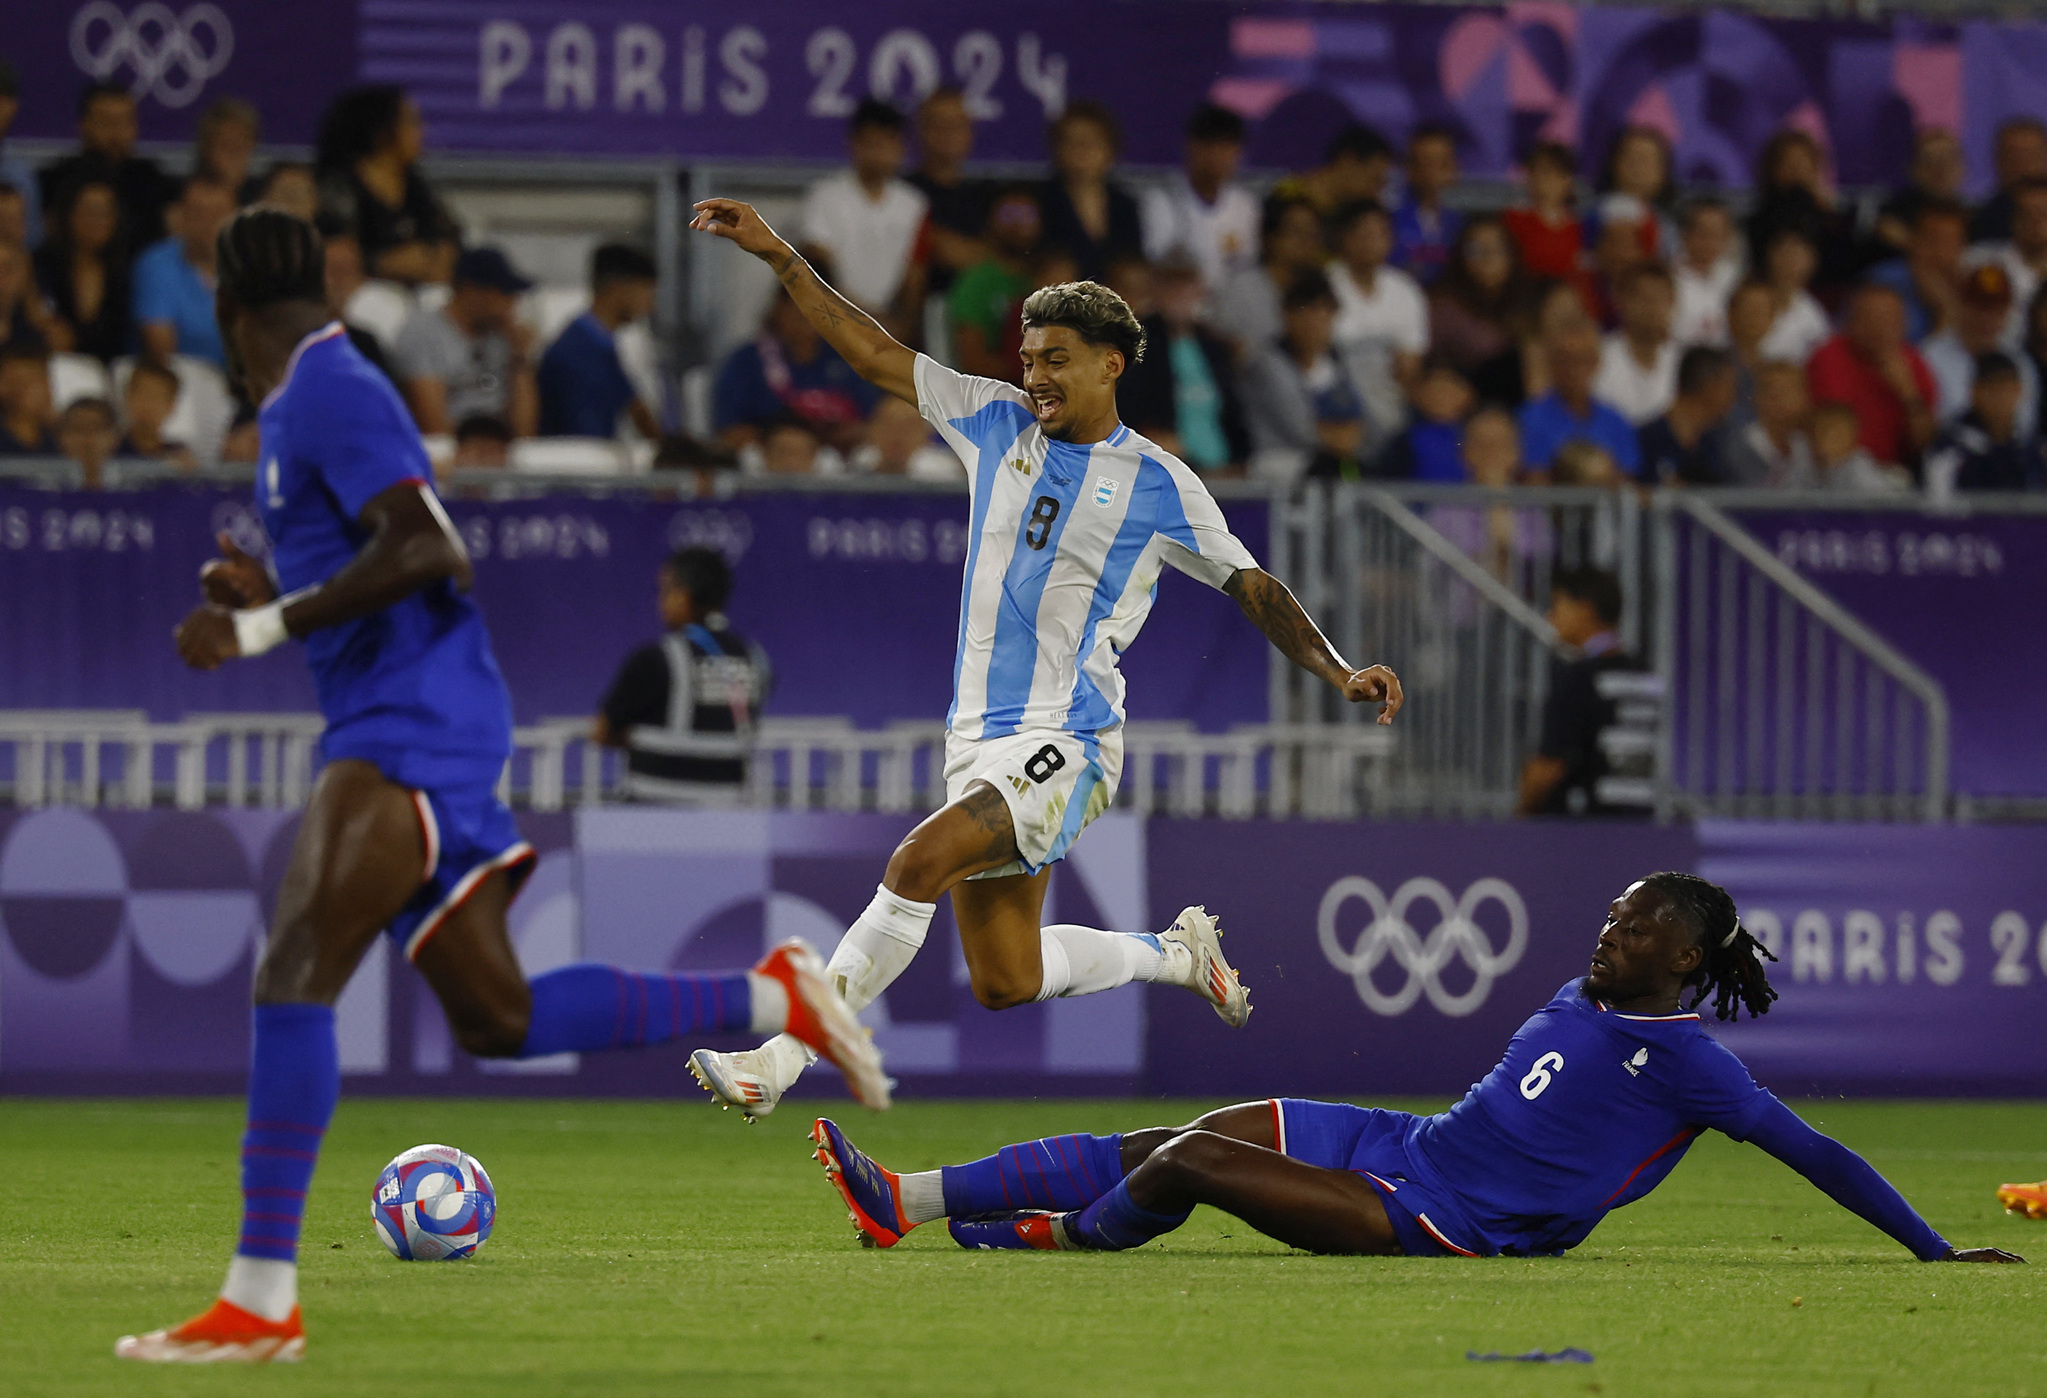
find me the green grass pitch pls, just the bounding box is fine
[2,1096,2045,1398]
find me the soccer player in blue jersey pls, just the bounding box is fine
[116,210,888,1365]
[686,198,1404,1121]
[812,873,2024,1266]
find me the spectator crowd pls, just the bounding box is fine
[0,56,2043,497]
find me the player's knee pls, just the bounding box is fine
[968,964,1040,1011]
[1145,1130,1232,1184]
[449,1002,530,1059]
[883,837,948,904]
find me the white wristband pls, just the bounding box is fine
[232,602,289,657]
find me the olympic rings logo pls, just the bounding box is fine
[1317,875,1529,1018]
[70,3,234,109]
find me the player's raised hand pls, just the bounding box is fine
[1946,1246,2026,1263]
[689,199,788,260]
[1343,665,1404,725]
[174,604,240,671]
[200,531,276,608]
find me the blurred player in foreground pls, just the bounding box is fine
[814,873,2023,1266]
[685,197,1403,1120]
[117,210,886,1365]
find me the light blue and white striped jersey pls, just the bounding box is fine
[915,355,1259,741]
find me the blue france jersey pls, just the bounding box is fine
[1409,978,1774,1257]
[914,356,1258,740]
[257,323,513,784]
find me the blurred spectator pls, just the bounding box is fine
[1970,117,2047,245]
[133,176,236,368]
[1594,127,1676,262]
[452,414,512,468]
[1428,216,1528,406]
[1755,227,1830,364]
[40,82,176,246]
[1240,270,1364,479]
[1550,439,1625,488]
[2025,284,2047,394]
[948,188,1041,381]
[713,285,877,451]
[252,163,318,223]
[316,85,459,287]
[35,180,129,362]
[1594,262,1679,425]
[1519,325,1641,477]
[1874,128,1966,255]
[654,433,741,499]
[908,88,991,292]
[1120,257,1247,472]
[1969,176,2047,345]
[1866,198,1966,342]
[1427,406,1547,582]
[1213,193,1325,354]
[1502,141,1582,284]
[1391,124,1463,284]
[393,246,537,438]
[538,243,660,439]
[1725,279,1778,420]
[801,100,927,331]
[0,185,24,249]
[1588,194,1660,332]
[1671,197,1740,347]
[1923,263,2036,436]
[1039,101,1143,281]
[195,99,261,200]
[118,360,193,465]
[0,61,40,248]
[759,417,827,475]
[1378,356,1475,482]
[1745,128,1853,291]
[1519,566,1638,817]
[0,238,60,351]
[853,394,963,481]
[1328,199,1427,444]
[1638,345,1739,484]
[1923,352,2045,495]
[1520,278,1599,400]
[595,547,770,805]
[1140,104,1258,300]
[1104,255,1155,320]
[56,396,117,488]
[1807,283,1936,469]
[1274,125,1394,221]
[0,341,54,454]
[1810,401,1911,492]
[1724,361,1817,488]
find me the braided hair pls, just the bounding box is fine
[216,208,325,314]
[1640,871,1778,1022]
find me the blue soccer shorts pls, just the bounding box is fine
[390,780,536,962]
[1269,1099,1485,1258]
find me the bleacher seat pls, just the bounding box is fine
[507,437,631,473]
[344,279,413,350]
[49,353,113,411]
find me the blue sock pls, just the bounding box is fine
[1066,1178,1192,1251]
[237,1003,339,1264]
[519,965,753,1057]
[940,1133,1126,1216]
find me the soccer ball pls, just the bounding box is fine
[372,1144,497,1261]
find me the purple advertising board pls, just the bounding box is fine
[10,1,2047,191]
[0,484,1269,733]
[7,806,2045,1101]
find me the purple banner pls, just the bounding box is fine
[5,1,2047,190]
[0,484,1268,732]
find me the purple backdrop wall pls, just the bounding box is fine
[11,2,2047,189]
[7,807,2046,1101]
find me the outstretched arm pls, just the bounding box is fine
[1745,1098,2022,1263]
[689,199,917,404]
[174,483,470,669]
[1223,567,1404,725]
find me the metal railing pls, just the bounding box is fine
[1653,495,1949,822]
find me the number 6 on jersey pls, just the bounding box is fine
[1520,1051,1564,1100]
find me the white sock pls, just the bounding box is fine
[899,1170,947,1225]
[744,971,789,1035]
[221,1255,296,1323]
[1032,925,1181,1001]
[755,885,937,1093]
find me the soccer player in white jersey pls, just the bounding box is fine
[685,198,1404,1119]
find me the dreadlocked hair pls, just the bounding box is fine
[216,208,326,313]
[1641,871,1779,1022]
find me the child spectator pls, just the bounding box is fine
[1519,324,1642,477]
[0,341,54,454]
[1671,197,1741,347]
[1637,345,1740,484]
[1213,193,1326,354]
[1240,270,1365,480]
[56,395,118,488]
[800,100,928,333]
[1327,199,1427,438]
[1923,352,2045,496]
[538,243,661,439]
[1141,104,1259,300]
[1120,257,1248,471]
[1038,101,1144,282]
[1503,142,1582,284]
[1724,360,1818,488]
[133,175,237,368]
[1391,124,1463,284]
[1811,401,1911,492]
[34,179,129,362]
[118,359,193,465]
[853,394,963,481]
[1756,227,1830,365]
[315,85,459,287]
[452,414,512,468]
[1596,126,1677,260]
[1378,355,1475,481]
[1595,262,1679,425]
[948,188,1041,381]
[1426,406,1550,584]
[1428,216,1529,406]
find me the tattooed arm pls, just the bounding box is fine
[1224,567,1405,725]
[689,198,918,404]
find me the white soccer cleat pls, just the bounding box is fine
[1162,905,1251,1028]
[690,937,892,1117]
[115,1298,305,1363]
[689,1045,787,1123]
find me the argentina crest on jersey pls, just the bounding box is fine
[1091,475,1119,508]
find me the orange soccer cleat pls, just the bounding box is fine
[1996,1181,2047,1220]
[115,1297,305,1363]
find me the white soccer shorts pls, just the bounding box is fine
[944,727,1124,879]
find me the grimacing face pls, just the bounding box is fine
[1019,324,1122,439]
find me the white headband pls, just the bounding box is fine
[1721,923,1742,949]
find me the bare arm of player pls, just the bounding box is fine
[688,198,918,405]
[1224,567,1404,725]
[174,482,469,670]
